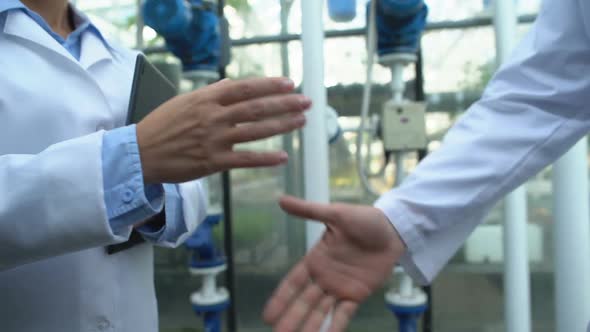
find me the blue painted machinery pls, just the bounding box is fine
[375,0,428,56]
[142,0,221,72]
[185,213,229,332]
[370,1,430,332]
[329,0,428,59]
[143,0,223,89]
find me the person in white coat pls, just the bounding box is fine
[0,0,310,331]
[263,0,590,331]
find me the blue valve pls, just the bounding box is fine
[369,0,429,56]
[192,302,230,332]
[187,212,229,332]
[185,213,226,269]
[143,0,221,72]
[387,303,428,332]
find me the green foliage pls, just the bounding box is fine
[460,60,495,92]
[212,205,274,248]
[226,0,251,13]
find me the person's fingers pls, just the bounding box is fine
[300,296,336,332]
[326,301,358,332]
[263,263,311,325]
[279,195,339,224]
[209,77,295,106]
[224,114,306,144]
[217,94,311,125]
[213,150,289,170]
[274,283,325,332]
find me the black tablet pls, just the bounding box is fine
[107,54,178,255]
[126,54,178,125]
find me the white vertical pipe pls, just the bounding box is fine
[493,1,532,332]
[136,0,144,49]
[399,274,413,298]
[301,0,330,250]
[502,186,531,332]
[202,274,216,298]
[553,140,590,332]
[394,154,414,298]
[390,64,404,104]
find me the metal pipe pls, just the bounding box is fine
[279,0,302,265]
[394,153,404,186]
[229,14,537,46]
[399,274,413,298]
[355,0,381,197]
[215,2,237,331]
[300,2,333,324]
[503,186,531,332]
[135,0,144,49]
[143,14,536,54]
[301,0,330,249]
[394,155,413,301]
[494,1,532,331]
[553,139,590,332]
[390,64,405,104]
[144,14,536,53]
[202,274,216,298]
[412,48,433,332]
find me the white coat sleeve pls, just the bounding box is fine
[0,132,131,271]
[177,180,208,242]
[142,180,207,248]
[375,0,590,284]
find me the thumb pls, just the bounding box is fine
[279,195,338,225]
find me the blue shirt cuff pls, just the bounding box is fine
[137,183,188,242]
[102,125,164,233]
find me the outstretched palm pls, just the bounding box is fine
[263,196,406,332]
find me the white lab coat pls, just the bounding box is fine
[376,0,590,285]
[0,10,206,332]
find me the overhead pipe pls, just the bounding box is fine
[142,14,537,54]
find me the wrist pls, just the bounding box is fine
[136,123,158,184]
[374,208,408,257]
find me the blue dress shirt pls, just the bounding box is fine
[1,0,186,242]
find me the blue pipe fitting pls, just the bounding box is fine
[192,301,230,332]
[387,304,428,332]
[185,213,226,268]
[370,0,428,56]
[328,0,357,22]
[143,0,221,72]
[187,213,228,332]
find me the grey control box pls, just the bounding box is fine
[381,100,428,151]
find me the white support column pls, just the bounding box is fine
[502,186,531,332]
[553,139,590,332]
[301,0,330,250]
[135,0,144,49]
[493,1,532,331]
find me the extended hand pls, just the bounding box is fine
[137,77,310,184]
[263,196,406,332]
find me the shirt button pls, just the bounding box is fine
[122,189,134,203]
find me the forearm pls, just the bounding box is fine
[0,132,125,271]
[376,0,590,283]
[102,124,207,248]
